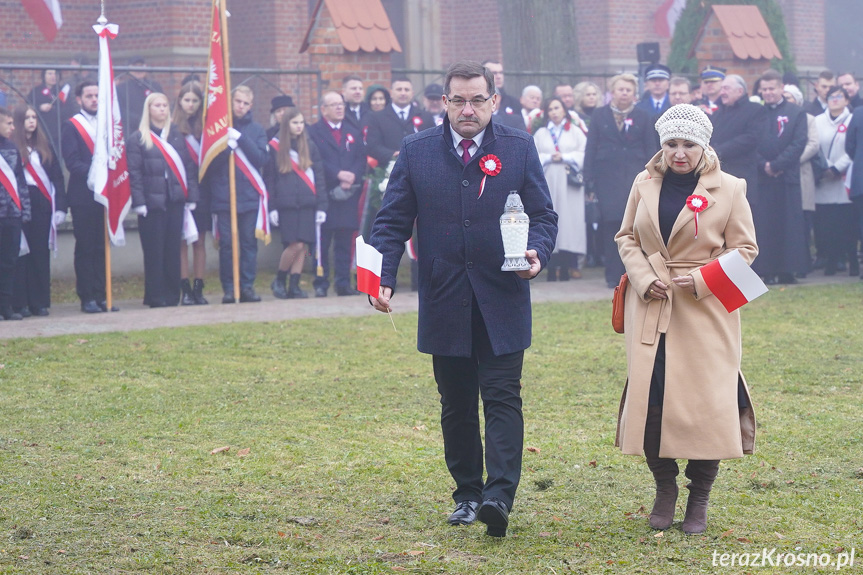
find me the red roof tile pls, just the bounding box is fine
[301,0,402,54]
[711,5,782,60]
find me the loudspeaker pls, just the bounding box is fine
[637,42,660,65]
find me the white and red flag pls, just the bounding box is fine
[88,21,131,246]
[355,235,382,298]
[21,0,63,42]
[654,0,686,38]
[700,249,768,313]
[199,0,230,181]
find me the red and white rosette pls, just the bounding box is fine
[412,116,423,132]
[478,154,501,199]
[686,194,708,238]
[345,132,355,151]
[838,124,847,133]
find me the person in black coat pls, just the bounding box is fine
[803,70,834,117]
[116,57,164,137]
[265,108,327,299]
[482,60,521,115]
[342,75,371,133]
[710,74,765,192]
[0,107,31,321]
[202,85,269,303]
[364,77,435,166]
[11,105,65,317]
[61,80,107,314]
[307,91,367,296]
[127,93,199,308]
[583,73,657,287]
[28,69,62,152]
[635,64,672,117]
[754,70,810,284]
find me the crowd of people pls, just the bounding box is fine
[0,59,861,320]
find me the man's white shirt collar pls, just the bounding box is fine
[450,126,486,158]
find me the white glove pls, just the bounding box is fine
[269,210,279,227]
[227,127,241,149]
[315,210,327,224]
[53,211,66,226]
[134,205,148,217]
[186,202,196,211]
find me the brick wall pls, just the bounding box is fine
[438,0,502,66]
[692,15,772,90]
[775,0,825,72]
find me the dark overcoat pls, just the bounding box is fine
[844,108,863,199]
[365,104,435,165]
[307,119,366,229]
[204,113,268,214]
[370,118,558,358]
[583,105,656,224]
[710,98,765,193]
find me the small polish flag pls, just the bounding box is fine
[700,249,768,313]
[22,0,63,42]
[355,235,382,298]
[58,83,70,103]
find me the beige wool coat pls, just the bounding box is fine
[614,151,758,460]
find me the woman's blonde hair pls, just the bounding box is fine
[608,73,638,93]
[655,143,718,176]
[276,108,311,174]
[138,92,171,150]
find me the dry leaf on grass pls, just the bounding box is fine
[526,446,541,454]
[237,447,250,457]
[407,550,424,556]
[210,446,230,455]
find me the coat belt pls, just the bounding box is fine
[641,253,711,345]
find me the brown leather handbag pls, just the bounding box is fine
[611,273,628,334]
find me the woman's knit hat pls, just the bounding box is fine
[655,104,713,149]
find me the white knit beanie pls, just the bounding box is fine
[655,104,714,149]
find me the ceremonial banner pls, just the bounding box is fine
[21,0,63,41]
[355,235,382,298]
[199,0,230,181]
[700,249,768,313]
[88,21,131,246]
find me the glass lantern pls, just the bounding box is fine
[500,191,530,271]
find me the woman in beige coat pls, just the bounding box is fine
[615,104,758,535]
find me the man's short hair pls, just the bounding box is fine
[818,70,835,81]
[320,91,344,106]
[75,79,97,97]
[669,76,691,90]
[726,74,748,95]
[232,85,254,98]
[0,106,10,119]
[521,85,542,98]
[481,59,501,68]
[760,69,783,84]
[342,75,362,85]
[444,61,495,96]
[391,76,412,86]
[838,71,858,82]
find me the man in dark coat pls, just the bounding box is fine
[754,70,810,284]
[364,77,434,166]
[369,61,557,538]
[710,74,765,191]
[804,70,834,117]
[837,72,863,110]
[843,102,863,277]
[341,75,370,133]
[61,80,107,314]
[482,60,520,116]
[583,73,657,288]
[635,64,671,117]
[0,107,31,321]
[307,91,366,297]
[695,66,726,114]
[116,57,163,134]
[203,85,269,303]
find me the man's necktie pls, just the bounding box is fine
[400,111,406,121]
[331,125,341,146]
[655,101,662,112]
[460,139,473,164]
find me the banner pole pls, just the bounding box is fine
[104,209,112,311]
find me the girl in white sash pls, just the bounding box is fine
[127,93,199,308]
[173,82,210,304]
[11,105,65,317]
[264,107,326,299]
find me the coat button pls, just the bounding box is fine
[467,261,474,269]
[462,180,469,187]
[464,219,470,227]
[462,299,469,307]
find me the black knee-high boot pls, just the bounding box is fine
[682,459,720,534]
[643,405,679,530]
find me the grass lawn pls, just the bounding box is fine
[0,283,861,574]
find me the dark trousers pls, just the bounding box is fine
[0,217,22,309]
[814,204,858,272]
[600,220,625,286]
[217,210,258,293]
[71,202,106,304]
[853,197,863,274]
[139,203,184,306]
[432,304,524,510]
[13,207,51,310]
[313,225,355,292]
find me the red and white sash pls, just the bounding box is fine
[69,113,96,154]
[0,152,22,211]
[234,147,270,243]
[24,150,58,250]
[290,149,315,195]
[185,134,201,167]
[151,128,198,244]
[268,136,280,152]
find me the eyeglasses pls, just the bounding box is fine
[324,102,345,108]
[446,95,492,109]
[827,94,847,102]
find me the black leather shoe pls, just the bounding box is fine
[81,300,102,314]
[477,498,509,537]
[1,307,23,320]
[222,293,236,304]
[30,307,49,317]
[15,307,32,318]
[314,286,327,298]
[335,286,359,296]
[447,500,479,526]
[98,300,119,312]
[239,288,261,303]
